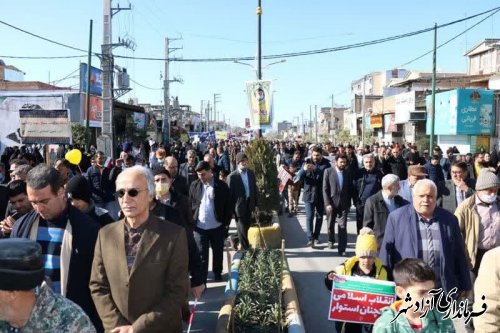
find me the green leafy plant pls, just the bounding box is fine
[244,139,280,222]
[233,249,283,333]
[71,123,87,147]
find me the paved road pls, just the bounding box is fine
[183,223,237,333]
[282,206,359,333]
[185,206,358,333]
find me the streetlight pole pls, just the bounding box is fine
[429,23,437,152]
[257,0,262,80]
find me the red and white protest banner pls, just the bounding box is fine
[277,165,292,193]
[329,275,396,324]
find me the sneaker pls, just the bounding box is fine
[314,238,322,245]
[288,212,294,218]
[306,239,315,247]
[338,251,345,257]
[328,242,334,249]
[214,273,223,282]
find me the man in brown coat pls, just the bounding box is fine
[90,166,189,333]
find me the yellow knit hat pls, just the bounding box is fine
[355,227,378,258]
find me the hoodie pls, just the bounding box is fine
[372,300,455,333]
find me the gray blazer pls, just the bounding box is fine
[437,179,475,213]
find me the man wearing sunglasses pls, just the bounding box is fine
[90,166,189,333]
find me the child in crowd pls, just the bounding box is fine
[287,161,302,217]
[325,228,389,333]
[372,258,455,333]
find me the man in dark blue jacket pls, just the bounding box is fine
[10,165,102,332]
[353,154,383,234]
[216,146,231,174]
[424,154,445,185]
[85,151,114,211]
[380,179,472,297]
[294,146,331,247]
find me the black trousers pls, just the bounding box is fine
[236,216,251,250]
[472,248,489,276]
[193,225,225,280]
[327,208,348,254]
[355,204,365,235]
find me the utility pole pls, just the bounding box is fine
[361,75,366,147]
[207,101,211,131]
[257,0,262,138]
[213,93,221,131]
[200,100,205,131]
[330,93,335,139]
[301,112,304,135]
[84,20,93,152]
[315,105,318,143]
[162,37,182,144]
[309,105,312,138]
[429,23,437,152]
[100,0,130,159]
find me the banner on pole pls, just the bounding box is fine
[188,131,216,142]
[215,131,228,140]
[80,63,103,96]
[245,118,251,129]
[246,80,272,126]
[81,93,102,127]
[19,109,72,144]
[328,275,396,325]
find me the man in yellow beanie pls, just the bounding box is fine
[324,227,389,333]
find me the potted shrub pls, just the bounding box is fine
[233,248,283,333]
[244,139,281,249]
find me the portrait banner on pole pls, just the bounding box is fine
[246,80,272,126]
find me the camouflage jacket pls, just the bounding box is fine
[0,283,96,332]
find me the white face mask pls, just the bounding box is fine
[479,193,497,204]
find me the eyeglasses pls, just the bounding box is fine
[116,188,146,198]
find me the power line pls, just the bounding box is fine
[0,19,87,53]
[1,6,499,63]
[0,55,86,59]
[114,6,500,62]
[129,78,163,90]
[400,8,500,67]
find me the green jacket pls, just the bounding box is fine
[0,283,96,332]
[372,300,455,333]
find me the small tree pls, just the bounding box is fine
[124,117,148,144]
[244,139,280,215]
[71,123,86,147]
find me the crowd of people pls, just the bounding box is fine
[0,138,498,332]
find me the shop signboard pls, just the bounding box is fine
[456,89,494,135]
[395,91,415,124]
[19,109,71,144]
[370,115,383,129]
[383,114,396,133]
[427,89,495,135]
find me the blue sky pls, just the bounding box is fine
[1,1,499,129]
